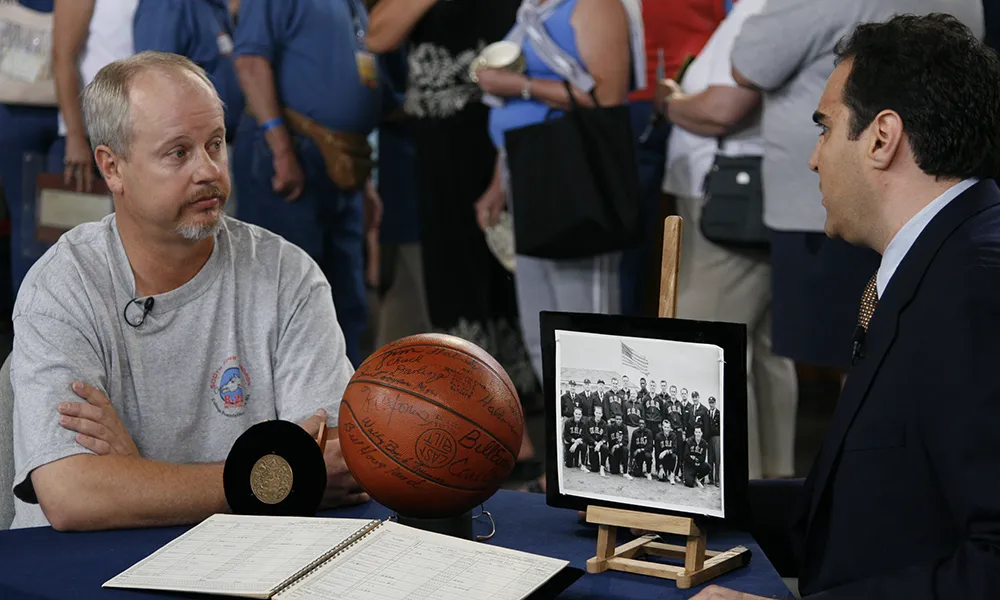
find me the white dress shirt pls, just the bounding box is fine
[877,178,979,299]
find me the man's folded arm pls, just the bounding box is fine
[29,456,227,532]
[10,310,228,531]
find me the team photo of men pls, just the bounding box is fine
[553,331,725,517]
[561,377,720,487]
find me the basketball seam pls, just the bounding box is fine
[364,343,522,420]
[341,400,491,493]
[349,377,518,458]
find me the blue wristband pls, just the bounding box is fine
[261,117,284,132]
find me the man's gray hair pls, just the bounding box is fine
[81,51,220,159]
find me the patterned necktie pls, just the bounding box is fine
[858,273,879,331]
[852,273,878,363]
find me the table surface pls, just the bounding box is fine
[0,490,793,599]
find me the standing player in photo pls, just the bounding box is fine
[666,386,684,431]
[584,405,609,477]
[706,396,721,486]
[624,386,643,428]
[637,377,652,402]
[623,385,643,454]
[684,425,711,488]
[604,381,624,424]
[655,380,670,416]
[607,414,629,477]
[563,407,586,468]
[681,388,695,434]
[655,420,680,484]
[630,418,655,480]
[643,380,664,433]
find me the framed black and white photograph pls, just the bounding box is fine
[540,312,748,524]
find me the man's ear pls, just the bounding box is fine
[867,109,905,171]
[94,145,124,195]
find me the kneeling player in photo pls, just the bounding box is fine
[585,405,609,477]
[564,408,586,468]
[607,414,629,477]
[684,426,711,488]
[654,420,680,485]
[629,418,654,480]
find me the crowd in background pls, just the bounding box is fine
[0,0,997,487]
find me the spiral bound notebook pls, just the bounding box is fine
[103,514,579,600]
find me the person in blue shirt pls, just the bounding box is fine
[132,0,245,140]
[232,0,383,367]
[0,0,59,303]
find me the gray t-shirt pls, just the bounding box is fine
[732,0,984,232]
[10,215,353,529]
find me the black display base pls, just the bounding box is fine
[396,511,474,540]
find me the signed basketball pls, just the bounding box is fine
[339,334,524,519]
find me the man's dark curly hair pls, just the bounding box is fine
[835,13,1000,180]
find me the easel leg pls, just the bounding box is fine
[684,532,707,573]
[586,525,618,574]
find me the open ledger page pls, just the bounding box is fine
[277,521,569,600]
[103,514,377,599]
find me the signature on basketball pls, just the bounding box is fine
[371,347,425,370]
[361,387,436,426]
[475,390,521,438]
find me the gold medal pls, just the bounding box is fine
[249,454,294,505]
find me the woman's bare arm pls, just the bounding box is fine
[520,0,631,110]
[365,0,437,53]
[667,85,761,138]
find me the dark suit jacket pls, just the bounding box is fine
[798,180,1000,599]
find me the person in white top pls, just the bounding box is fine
[52,0,137,192]
[655,0,797,480]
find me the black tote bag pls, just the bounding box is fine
[503,82,641,260]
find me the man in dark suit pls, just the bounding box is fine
[560,380,578,419]
[698,14,1000,600]
[688,391,709,438]
[579,379,596,418]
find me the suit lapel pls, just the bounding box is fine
[804,180,1000,533]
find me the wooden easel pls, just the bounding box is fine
[584,216,751,588]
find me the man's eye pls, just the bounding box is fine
[172,149,187,159]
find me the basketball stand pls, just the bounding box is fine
[396,512,474,540]
[395,507,497,542]
[584,216,751,588]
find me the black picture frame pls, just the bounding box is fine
[540,311,749,528]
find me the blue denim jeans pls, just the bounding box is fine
[0,104,61,298]
[233,115,367,367]
[620,100,670,317]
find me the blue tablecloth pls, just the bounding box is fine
[0,490,793,599]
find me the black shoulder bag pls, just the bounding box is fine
[699,139,770,250]
[503,82,641,259]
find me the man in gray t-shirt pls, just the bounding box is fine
[9,52,365,530]
[730,0,984,372]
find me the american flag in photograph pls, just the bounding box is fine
[621,341,649,375]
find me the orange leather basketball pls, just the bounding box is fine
[339,334,524,519]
